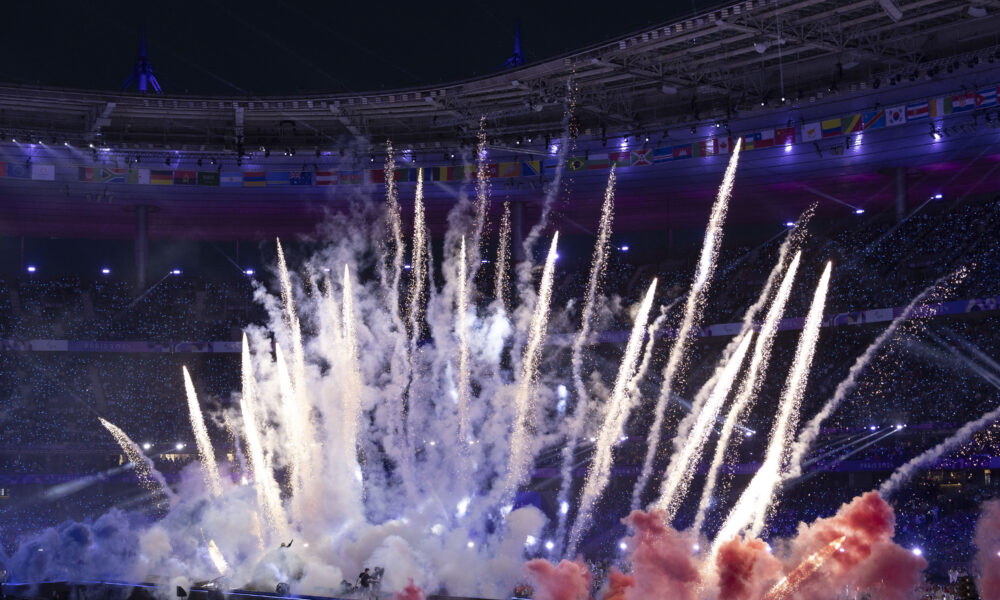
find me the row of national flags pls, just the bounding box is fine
[4,82,998,189]
[802,85,999,141]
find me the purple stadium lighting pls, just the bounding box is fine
[171,269,182,275]
[244,269,255,276]
[785,221,795,227]
[101,267,111,275]
[620,245,630,252]
[26,265,36,273]
[785,141,793,152]
[932,193,944,200]
[855,208,865,214]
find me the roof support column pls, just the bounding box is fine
[894,166,908,222]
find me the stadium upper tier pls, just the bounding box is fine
[1,0,1000,238]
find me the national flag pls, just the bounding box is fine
[407,168,420,182]
[78,167,95,182]
[886,106,906,126]
[315,170,337,185]
[756,129,776,148]
[863,110,885,130]
[775,127,796,145]
[929,97,952,117]
[100,168,126,183]
[672,144,693,159]
[717,137,734,153]
[694,139,717,157]
[243,171,266,187]
[498,162,519,178]
[609,151,631,167]
[6,162,29,178]
[289,171,313,185]
[587,153,609,170]
[483,163,499,178]
[521,161,541,177]
[150,170,174,185]
[842,114,863,133]
[197,171,220,186]
[977,87,998,109]
[741,132,758,150]
[173,170,197,185]
[821,118,843,138]
[30,164,55,181]
[802,122,822,142]
[220,171,242,186]
[651,147,673,164]
[566,157,587,171]
[906,101,929,121]
[630,149,652,166]
[126,169,139,184]
[266,171,291,186]
[339,170,363,184]
[952,93,976,112]
[138,169,151,184]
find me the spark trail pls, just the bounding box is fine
[714,262,832,549]
[654,330,754,517]
[99,417,176,505]
[493,201,511,309]
[555,167,616,548]
[407,168,428,350]
[693,250,802,533]
[502,233,559,505]
[182,366,223,497]
[787,268,967,479]
[567,279,658,555]
[880,398,1000,496]
[631,139,742,509]
[240,335,285,535]
[762,536,846,600]
[456,236,472,444]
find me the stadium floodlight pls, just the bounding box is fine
[244,269,255,276]
[544,540,555,551]
[26,265,36,273]
[620,245,630,252]
[171,269,182,275]
[912,548,922,557]
[142,442,152,451]
[785,221,795,227]
[175,443,185,450]
[869,425,877,431]
[466,541,475,549]
[101,267,111,275]
[619,542,628,551]
[855,208,865,214]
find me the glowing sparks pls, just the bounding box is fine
[694,250,802,533]
[494,201,512,309]
[240,334,286,535]
[762,536,846,600]
[206,538,229,574]
[654,330,754,517]
[456,236,472,445]
[714,262,832,549]
[568,279,658,554]
[557,167,615,549]
[407,167,428,344]
[99,417,174,504]
[503,233,559,503]
[182,366,223,497]
[632,138,742,509]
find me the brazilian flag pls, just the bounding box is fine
[566,157,586,171]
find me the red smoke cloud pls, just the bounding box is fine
[391,579,425,600]
[622,509,700,600]
[524,558,592,600]
[976,500,1000,600]
[715,535,783,600]
[785,491,925,600]
[600,568,634,600]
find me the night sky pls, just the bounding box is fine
[2,1,724,96]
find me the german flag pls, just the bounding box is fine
[150,170,174,185]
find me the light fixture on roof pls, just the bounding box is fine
[753,41,769,54]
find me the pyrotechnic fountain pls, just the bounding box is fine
[9,130,967,600]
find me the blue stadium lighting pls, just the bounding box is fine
[855,208,865,214]
[101,267,111,275]
[692,543,700,552]
[932,193,944,200]
[785,221,795,227]
[466,541,475,549]
[481,259,489,264]
[555,253,561,260]
[26,265,36,273]
[869,425,877,431]
[619,138,629,150]
[403,264,412,270]
[896,424,904,429]
[175,442,185,450]
[560,501,569,515]
[912,548,922,557]
[171,269,182,275]
[544,540,555,551]
[244,269,255,276]
[142,442,151,451]
[525,535,537,547]
[620,245,630,252]
[785,141,793,152]
[619,541,627,551]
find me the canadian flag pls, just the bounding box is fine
[717,137,734,154]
